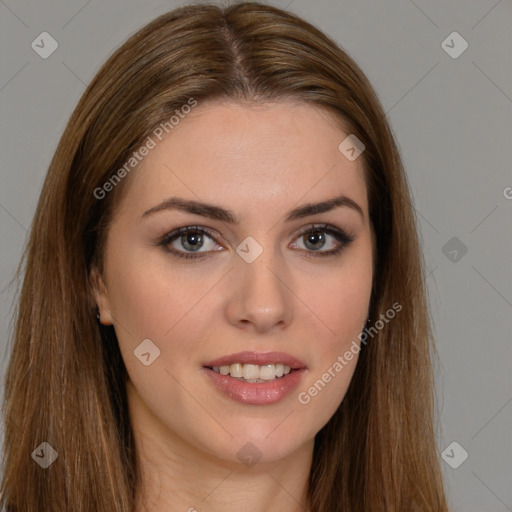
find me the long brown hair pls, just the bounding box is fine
[1,2,449,510]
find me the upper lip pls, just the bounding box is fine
[203,351,307,370]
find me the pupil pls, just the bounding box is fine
[183,232,202,251]
[306,231,324,250]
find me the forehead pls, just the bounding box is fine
[117,100,368,221]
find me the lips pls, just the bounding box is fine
[202,351,307,405]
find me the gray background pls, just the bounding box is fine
[1,0,511,510]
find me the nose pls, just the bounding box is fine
[224,244,293,334]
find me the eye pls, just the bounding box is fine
[290,223,355,258]
[157,226,221,260]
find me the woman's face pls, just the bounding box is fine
[92,100,373,465]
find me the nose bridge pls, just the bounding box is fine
[228,234,292,331]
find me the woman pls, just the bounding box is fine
[1,2,449,511]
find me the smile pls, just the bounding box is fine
[202,351,307,405]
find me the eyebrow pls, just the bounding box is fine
[141,194,365,223]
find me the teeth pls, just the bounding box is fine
[210,363,293,381]
[243,364,260,380]
[259,364,276,381]
[229,363,243,378]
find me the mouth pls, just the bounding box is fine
[202,351,307,405]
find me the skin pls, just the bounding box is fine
[91,100,373,512]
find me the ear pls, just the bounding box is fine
[90,266,113,325]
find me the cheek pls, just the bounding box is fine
[104,246,212,372]
[295,290,364,433]
[293,245,371,425]
[105,256,214,426]
[105,241,200,333]
[297,355,359,427]
[300,243,372,342]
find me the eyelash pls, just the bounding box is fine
[156,224,355,261]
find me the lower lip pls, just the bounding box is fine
[202,367,306,405]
